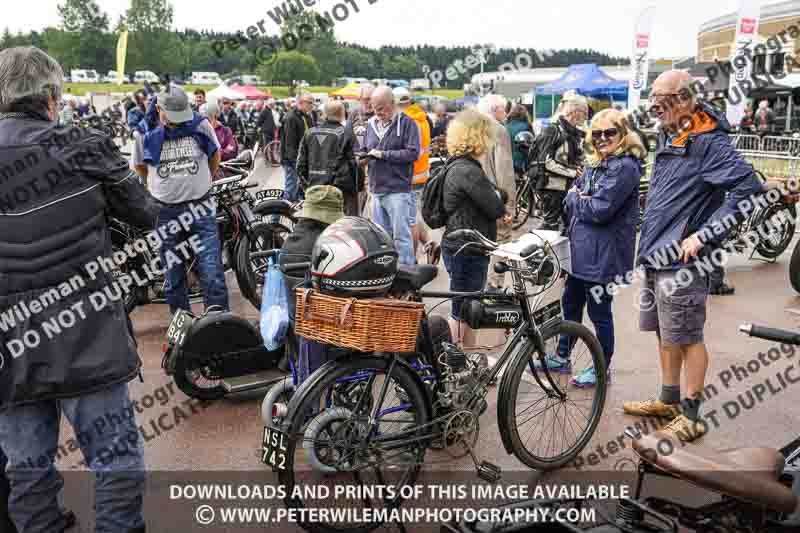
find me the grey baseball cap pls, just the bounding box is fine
[157,84,193,124]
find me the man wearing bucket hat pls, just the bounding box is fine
[280,185,345,277]
[279,186,345,383]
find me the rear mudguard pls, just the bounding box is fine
[278,354,433,434]
[252,198,296,220]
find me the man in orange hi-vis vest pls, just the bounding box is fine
[394,87,441,264]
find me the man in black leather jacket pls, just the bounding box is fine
[532,96,587,231]
[296,100,360,215]
[0,46,157,533]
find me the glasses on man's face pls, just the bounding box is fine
[591,128,620,142]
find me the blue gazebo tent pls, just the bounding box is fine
[534,63,628,99]
[530,64,628,121]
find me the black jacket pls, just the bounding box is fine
[280,109,311,162]
[442,156,507,255]
[221,109,241,136]
[532,117,584,187]
[0,112,158,411]
[280,218,328,318]
[296,120,359,194]
[256,108,276,141]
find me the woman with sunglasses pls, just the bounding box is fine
[535,108,646,387]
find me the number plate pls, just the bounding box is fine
[165,310,193,347]
[254,189,284,202]
[261,426,289,471]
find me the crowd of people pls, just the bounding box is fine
[0,41,797,533]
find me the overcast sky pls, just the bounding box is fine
[6,0,755,58]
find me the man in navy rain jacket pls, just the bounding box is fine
[624,70,765,442]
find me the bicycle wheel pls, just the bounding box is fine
[235,221,291,309]
[278,355,431,533]
[513,183,532,230]
[791,240,800,294]
[499,320,606,470]
[754,202,796,259]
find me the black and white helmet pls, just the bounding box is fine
[311,217,398,297]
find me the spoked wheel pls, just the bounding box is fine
[279,355,431,533]
[791,240,800,294]
[754,202,796,259]
[500,320,606,470]
[235,222,291,309]
[173,351,226,400]
[512,183,532,230]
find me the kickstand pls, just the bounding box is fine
[748,247,777,264]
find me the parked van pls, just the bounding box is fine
[239,75,263,86]
[70,69,100,83]
[102,70,130,83]
[191,72,223,85]
[410,78,431,91]
[134,71,160,84]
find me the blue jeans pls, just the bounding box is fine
[558,275,614,366]
[158,199,229,314]
[0,383,145,533]
[282,160,303,202]
[372,192,415,266]
[442,249,489,321]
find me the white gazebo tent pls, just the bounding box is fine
[207,83,245,101]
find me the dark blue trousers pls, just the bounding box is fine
[557,275,615,366]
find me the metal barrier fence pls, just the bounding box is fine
[643,138,799,182]
[739,151,800,181]
[730,134,800,155]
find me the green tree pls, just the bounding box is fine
[56,0,114,71]
[126,0,175,74]
[337,47,375,78]
[257,50,319,88]
[279,10,339,84]
[382,54,419,79]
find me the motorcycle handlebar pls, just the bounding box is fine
[739,324,800,345]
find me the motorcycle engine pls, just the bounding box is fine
[436,344,489,414]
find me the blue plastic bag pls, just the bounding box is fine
[260,257,290,351]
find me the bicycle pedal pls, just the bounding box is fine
[477,461,502,483]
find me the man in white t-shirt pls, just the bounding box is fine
[132,85,229,314]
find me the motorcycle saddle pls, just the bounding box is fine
[631,430,797,514]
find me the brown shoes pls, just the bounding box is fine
[622,398,681,419]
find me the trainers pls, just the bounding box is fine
[532,353,571,374]
[569,367,606,388]
[660,414,707,442]
[622,399,680,419]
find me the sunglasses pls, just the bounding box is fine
[591,128,620,142]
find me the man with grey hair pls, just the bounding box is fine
[296,100,360,215]
[362,85,421,265]
[0,46,157,533]
[477,94,516,289]
[347,84,375,215]
[626,69,765,442]
[532,95,588,231]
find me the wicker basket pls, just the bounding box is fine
[294,288,425,353]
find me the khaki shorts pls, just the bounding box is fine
[639,268,709,346]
